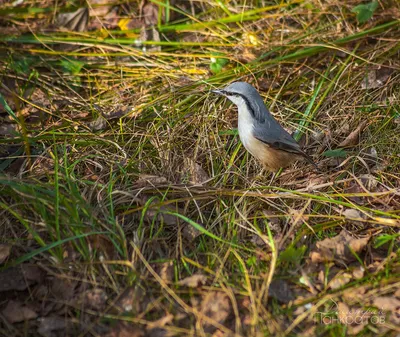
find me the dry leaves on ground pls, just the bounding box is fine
[0,265,43,292]
[2,300,38,323]
[310,230,370,264]
[199,291,231,334]
[178,274,207,288]
[0,244,11,264]
[338,120,368,148]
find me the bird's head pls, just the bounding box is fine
[211,82,261,106]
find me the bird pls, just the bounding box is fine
[212,82,317,172]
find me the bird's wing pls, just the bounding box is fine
[253,125,318,168]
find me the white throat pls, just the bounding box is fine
[227,96,255,153]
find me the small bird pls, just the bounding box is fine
[212,82,317,172]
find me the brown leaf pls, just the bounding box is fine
[338,120,368,148]
[352,267,365,280]
[51,278,77,301]
[310,230,370,264]
[147,313,173,330]
[88,234,116,259]
[268,279,295,303]
[337,302,370,334]
[141,0,159,26]
[89,0,112,17]
[342,208,364,220]
[0,123,19,137]
[337,302,350,324]
[0,265,43,292]
[0,244,11,264]
[178,274,207,288]
[57,8,89,32]
[328,272,352,290]
[183,158,210,185]
[2,300,38,323]
[361,68,393,90]
[182,223,203,241]
[82,288,108,311]
[38,316,68,337]
[373,297,400,324]
[88,116,108,131]
[158,261,174,283]
[113,286,144,314]
[200,292,231,333]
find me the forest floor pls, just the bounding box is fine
[0,0,400,336]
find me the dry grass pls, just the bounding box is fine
[0,0,400,336]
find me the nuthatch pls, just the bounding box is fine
[212,82,317,172]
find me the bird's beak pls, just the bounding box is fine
[211,89,223,95]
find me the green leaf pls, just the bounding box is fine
[351,1,378,24]
[61,58,84,75]
[322,149,347,158]
[210,62,223,74]
[246,256,257,267]
[210,53,229,74]
[279,245,307,264]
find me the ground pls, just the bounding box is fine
[0,0,400,336]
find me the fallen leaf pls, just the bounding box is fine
[183,158,210,185]
[338,120,368,147]
[337,302,370,334]
[373,297,400,324]
[51,278,77,301]
[200,291,231,333]
[82,288,108,311]
[141,0,159,26]
[2,300,38,323]
[0,265,43,292]
[0,123,19,137]
[342,286,367,302]
[88,116,108,131]
[178,274,207,288]
[0,244,11,264]
[182,223,204,241]
[38,316,68,337]
[89,0,112,17]
[352,267,365,279]
[57,8,89,32]
[361,68,393,89]
[328,272,352,290]
[268,279,295,303]
[342,208,364,220]
[310,230,370,263]
[113,286,145,314]
[147,313,173,330]
[88,234,116,259]
[157,261,174,283]
[337,302,350,324]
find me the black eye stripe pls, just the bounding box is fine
[224,91,265,123]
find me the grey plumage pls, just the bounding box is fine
[212,82,317,170]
